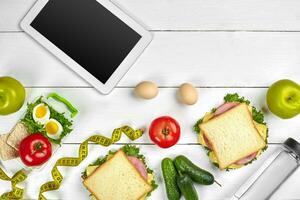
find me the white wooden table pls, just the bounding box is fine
[1,0,300,199]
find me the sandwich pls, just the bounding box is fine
[194,93,268,170]
[82,145,157,200]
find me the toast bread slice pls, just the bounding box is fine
[7,122,29,150]
[0,134,19,161]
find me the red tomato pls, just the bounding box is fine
[19,133,52,167]
[149,116,181,148]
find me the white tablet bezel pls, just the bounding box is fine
[20,0,152,94]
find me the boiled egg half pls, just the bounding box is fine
[32,103,50,124]
[45,119,63,140]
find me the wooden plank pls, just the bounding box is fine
[1,32,300,87]
[1,0,300,31]
[1,144,299,199]
[0,88,299,144]
[0,0,35,32]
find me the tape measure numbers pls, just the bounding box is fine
[0,169,27,200]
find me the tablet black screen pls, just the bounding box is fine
[31,0,141,84]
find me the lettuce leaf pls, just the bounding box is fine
[193,118,203,134]
[224,93,250,105]
[252,107,265,124]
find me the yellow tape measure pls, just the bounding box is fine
[0,168,27,200]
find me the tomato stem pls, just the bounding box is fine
[34,142,43,151]
[162,128,169,137]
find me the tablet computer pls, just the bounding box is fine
[21,0,152,94]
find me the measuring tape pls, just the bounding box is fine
[0,125,143,200]
[0,168,27,200]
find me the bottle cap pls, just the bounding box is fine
[283,138,300,158]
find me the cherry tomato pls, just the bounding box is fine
[149,116,181,148]
[19,133,52,167]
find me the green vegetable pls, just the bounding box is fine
[161,158,181,200]
[47,93,78,118]
[122,144,142,157]
[21,96,73,145]
[174,155,214,185]
[252,107,265,124]
[149,179,158,195]
[176,174,198,200]
[193,118,202,134]
[223,93,250,105]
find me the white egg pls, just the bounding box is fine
[32,103,50,124]
[44,119,63,140]
[178,83,198,105]
[134,81,158,100]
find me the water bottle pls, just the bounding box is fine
[232,138,300,200]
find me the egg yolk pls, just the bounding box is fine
[36,105,47,118]
[45,121,59,135]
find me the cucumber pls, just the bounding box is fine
[174,155,214,185]
[176,174,199,200]
[161,158,181,200]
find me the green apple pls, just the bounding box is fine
[0,76,26,115]
[266,79,300,119]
